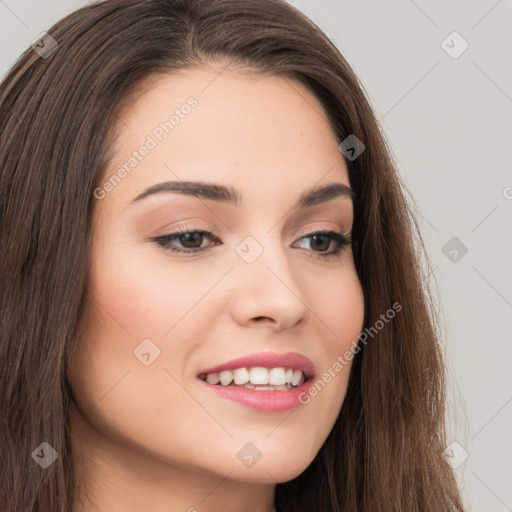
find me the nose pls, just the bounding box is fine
[228,238,311,331]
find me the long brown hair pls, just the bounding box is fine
[0,1,465,510]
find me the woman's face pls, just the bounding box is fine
[69,65,365,486]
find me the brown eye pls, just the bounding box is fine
[308,234,331,252]
[177,232,205,249]
[152,230,221,254]
[293,230,352,260]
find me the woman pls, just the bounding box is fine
[0,0,466,510]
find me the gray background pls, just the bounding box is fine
[1,1,511,510]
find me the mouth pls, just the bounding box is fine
[196,351,315,392]
[196,352,315,412]
[198,367,309,391]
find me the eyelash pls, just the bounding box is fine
[150,227,352,260]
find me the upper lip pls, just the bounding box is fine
[197,351,316,380]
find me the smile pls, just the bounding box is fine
[198,366,306,390]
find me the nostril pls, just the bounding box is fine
[252,316,275,323]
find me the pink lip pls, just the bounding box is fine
[197,351,316,379]
[197,378,312,412]
[196,351,315,413]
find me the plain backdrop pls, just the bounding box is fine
[1,1,511,511]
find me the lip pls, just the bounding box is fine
[197,377,312,412]
[196,351,315,413]
[197,351,316,379]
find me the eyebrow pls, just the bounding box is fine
[130,180,355,209]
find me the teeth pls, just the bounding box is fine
[233,368,250,385]
[219,370,233,386]
[291,369,304,386]
[225,382,294,391]
[206,372,220,385]
[249,367,268,385]
[200,366,306,389]
[268,367,287,386]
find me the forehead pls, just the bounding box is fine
[102,66,350,210]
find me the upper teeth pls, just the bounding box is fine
[200,367,305,387]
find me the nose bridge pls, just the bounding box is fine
[235,230,296,288]
[228,229,310,328]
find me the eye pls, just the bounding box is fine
[151,228,221,254]
[150,228,351,259]
[293,230,352,259]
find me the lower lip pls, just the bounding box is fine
[197,378,312,412]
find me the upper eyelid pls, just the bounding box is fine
[159,227,351,240]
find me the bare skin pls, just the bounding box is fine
[68,63,365,512]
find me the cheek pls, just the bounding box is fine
[299,267,364,423]
[74,243,224,406]
[307,264,365,351]
[87,241,215,339]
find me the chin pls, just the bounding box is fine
[235,460,313,484]
[227,447,316,484]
